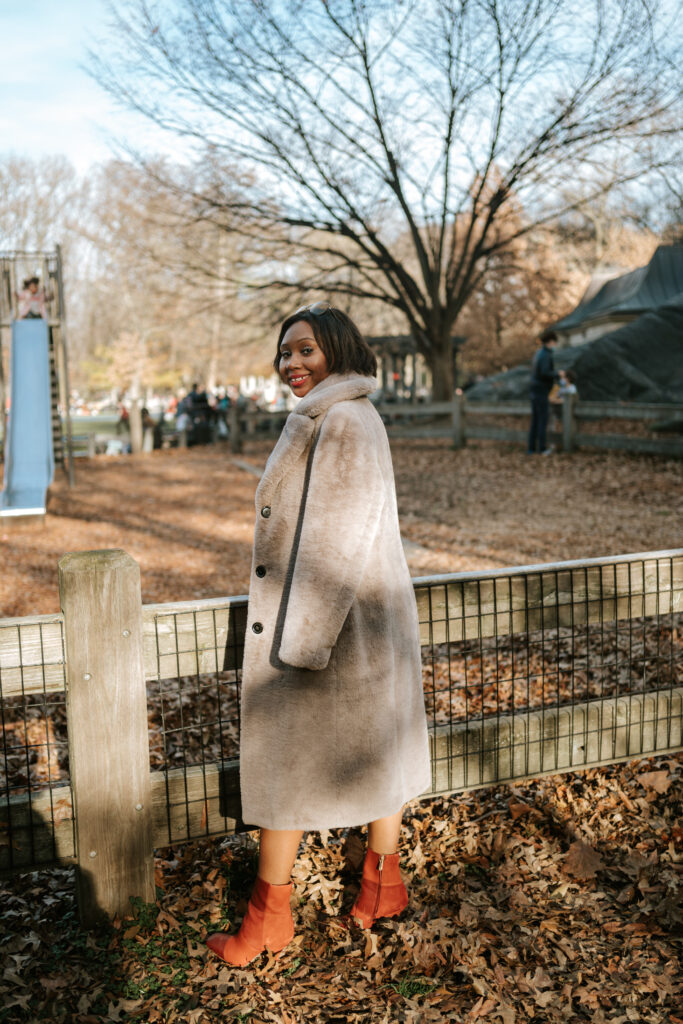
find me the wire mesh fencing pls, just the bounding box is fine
[142,598,247,847]
[142,551,682,847]
[1,551,681,875]
[416,553,682,793]
[0,615,73,873]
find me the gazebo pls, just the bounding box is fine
[366,334,466,400]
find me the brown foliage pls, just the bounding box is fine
[0,441,681,1020]
[1,756,681,1021]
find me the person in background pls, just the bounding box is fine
[528,329,559,455]
[215,386,231,439]
[116,400,130,435]
[559,368,578,399]
[15,276,51,320]
[551,368,579,430]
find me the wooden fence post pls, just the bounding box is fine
[129,399,143,454]
[59,550,154,927]
[452,390,466,448]
[229,403,242,454]
[562,393,577,453]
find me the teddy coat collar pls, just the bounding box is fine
[256,373,377,507]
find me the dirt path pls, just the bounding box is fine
[1,440,680,617]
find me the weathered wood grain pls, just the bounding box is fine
[3,553,681,696]
[5,687,679,872]
[574,432,683,456]
[414,552,683,645]
[0,785,74,873]
[0,614,65,696]
[428,687,683,795]
[0,760,241,871]
[142,597,247,681]
[59,550,154,926]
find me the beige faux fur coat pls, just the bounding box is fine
[240,373,431,830]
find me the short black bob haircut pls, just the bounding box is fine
[274,306,377,377]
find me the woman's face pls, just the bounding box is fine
[279,319,330,397]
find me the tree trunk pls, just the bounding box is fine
[426,344,455,401]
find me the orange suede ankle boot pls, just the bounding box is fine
[350,849,408,929]
[206,876,294,966]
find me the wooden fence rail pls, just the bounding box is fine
[368,395,683,456]
[10,397,678,463]
[211,395,683,457]
[1,548,682,925]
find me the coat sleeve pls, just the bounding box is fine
[278,405,385,670]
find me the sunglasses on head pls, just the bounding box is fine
[294,300,332,316]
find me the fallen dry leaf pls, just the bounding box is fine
[637,770,671,793]
[508,799,534,820]
[562,839,605,879]
[1,444,682,1023]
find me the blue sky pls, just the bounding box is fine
[0,0,166,171]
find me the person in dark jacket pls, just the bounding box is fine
[528,330,559,454]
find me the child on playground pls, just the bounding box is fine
[15,276,51,320]
[551,368,579,429]
[206,301,430,966]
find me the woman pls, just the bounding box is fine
[207,303,430,966]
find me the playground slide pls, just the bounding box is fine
[0,319,55,516]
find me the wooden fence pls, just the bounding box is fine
[1,548,681,926]
[8,396,678,463]
[371,394,683,457]
[215,395,683,457]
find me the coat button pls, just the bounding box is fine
[260,506,271,518]
[252,622,263,634]
[255,565,266,578]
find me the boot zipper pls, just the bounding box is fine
[371,854,385,923]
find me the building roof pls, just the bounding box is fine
[554,244,683,331]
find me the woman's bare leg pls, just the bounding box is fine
[257,828,304,884]
[367,808,403,854]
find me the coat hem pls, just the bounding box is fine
[240,773,432,832]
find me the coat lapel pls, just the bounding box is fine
[255,413,315,507]
[255,373,377,507]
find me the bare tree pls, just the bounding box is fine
[75,159,270,392]
[91,0,682,397]
[0,155,82,254]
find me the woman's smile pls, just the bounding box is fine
[279,320,330,397]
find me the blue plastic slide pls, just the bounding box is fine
[0,319,55,516]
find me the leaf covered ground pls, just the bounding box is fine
[1,440,681,1021]
[1,757,681,1023]
[1,439,682,615]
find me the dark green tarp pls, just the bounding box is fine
[466,294,683,404]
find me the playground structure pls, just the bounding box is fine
[0,249,75,517]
